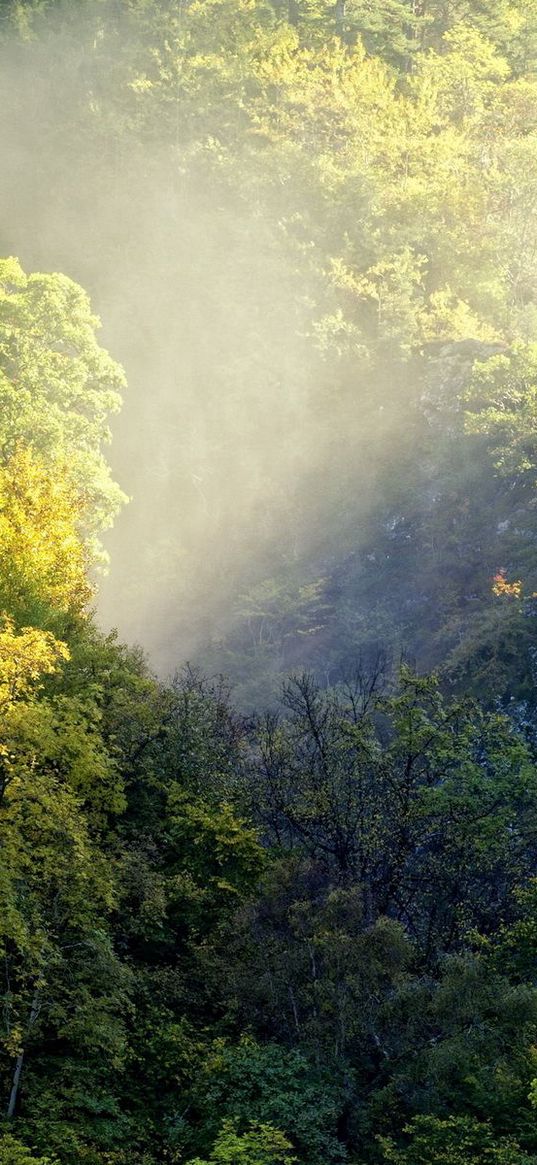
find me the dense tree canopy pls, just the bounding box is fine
[3,2,537,1164]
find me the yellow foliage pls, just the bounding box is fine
[0,445,93,621]
[0,617,69,707]
[492,570,523,598]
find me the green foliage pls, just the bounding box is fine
[250,669,537,953]
[0,1135,55,1165]
[193,1040,346,1165]
[0,257,126,554]
[187,1118,296,1165]
[378,1114,537,1164]
[465,345,537,480]
[5,4,537,1165]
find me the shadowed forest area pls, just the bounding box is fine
[3,0,537,1161]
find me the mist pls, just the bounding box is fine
[6,8,537,1163]
[0,9,388,684]
[3,3,513,707]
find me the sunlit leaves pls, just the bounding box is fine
[0,618,68,706]
[0,258,126,544]
[0,445,92,626]
[187,1118,296,1165]
[379,1114,536,1164]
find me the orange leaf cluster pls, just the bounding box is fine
[492,570,523,599]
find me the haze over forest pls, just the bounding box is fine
[5,2,537,1164]
[5,0,537,702]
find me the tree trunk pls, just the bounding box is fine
[6,989,40,1120]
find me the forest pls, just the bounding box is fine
[4,0,537,1161]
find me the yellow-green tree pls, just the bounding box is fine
[0,258,126,552]
[0,445,92,629]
